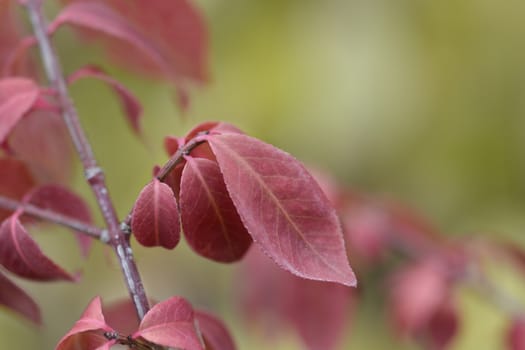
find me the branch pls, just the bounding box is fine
[24,0,150,320]
[156,137,206,181]
[121,136,206,232]
[0,195,103,239]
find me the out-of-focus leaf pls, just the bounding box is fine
[133,296,203,350]
[0,158,35,221]
[131,179,180,249]
[8,110,74,184]
[389,258,449,336]
[0,270,41,324]
[195,310,236,350]
[508,317,525,350]
[0,77,39,143]
[103,299,140,336]
[425,301,459,350]
[207,133,356,286]
[55,296,115,350]
[24,184,93,257]
[54,0,208,109]
[0,3,34,76]
[0,215,76,281]
[68,65,142,136]
[180,157,251,262]
[238,248,354,350]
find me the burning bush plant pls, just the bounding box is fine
[0,1,524,349]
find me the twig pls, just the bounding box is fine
[24,0,149,319]
[0,195,103,238]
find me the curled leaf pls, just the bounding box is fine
[131,179,180,249]
[180,157,252,262]
[0,215,75,281]
[0,77,39,143]
[207,133,356,286]
[54,0,208,110]
[133,296,203,350]
[0,270,40,324]
[68,65,142,135]
[56,296,115,350]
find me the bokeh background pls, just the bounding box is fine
[2,0,525,348]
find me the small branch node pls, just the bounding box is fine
[100,229,110,243]
[120,221,131,235]
[85,166,103,181]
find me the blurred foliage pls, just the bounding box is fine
[2,0,525,349]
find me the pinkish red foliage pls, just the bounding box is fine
[239,248,355,350]
[0,158,35,220]
[388,258,451,336]
[509,317,525,350]
[55,297,115,350]
[0,270,40,324]
[0,2,33,76]
[7,110,74,184]
[24,184,93,257]
[0,214,76,281]
[195,310,237,350]
[131,179,180,249]
[0,77,40,143]
[55,0,208,108]
[68,65,142,136]
[132,296,203,350]
[425,301,459,350]
[180,156,251,262]
[206,132,356,286]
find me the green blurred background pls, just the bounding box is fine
[3,0,525,348]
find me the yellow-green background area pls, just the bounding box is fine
[3,0,525,349]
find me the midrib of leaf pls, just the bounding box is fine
[212,137,347,280]
[187,158,235,257]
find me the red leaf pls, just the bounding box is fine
[56,296,115,350]
[238,248,354,350]
[207,133,356,286]
[131,179,180,249]
[425,301,459,350]
[133,296,203,350]
[341,200,390,263]
[164,135,183,156]
[25,185,93,257]
[8,110,74,184]
[0,215,75,281]
[103,299,140,335]
[508,317,525,350]
[53,0,208,103]
[0,158,35,221]
[0,77,39,143]
[195,310,236,350]
[389,259,450,336]
[0,270,40,324]
[59,0,208,83]
[68,65,142,136]
[180,157,252,262]
[51,2,168,74]
[0,4,34,76]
